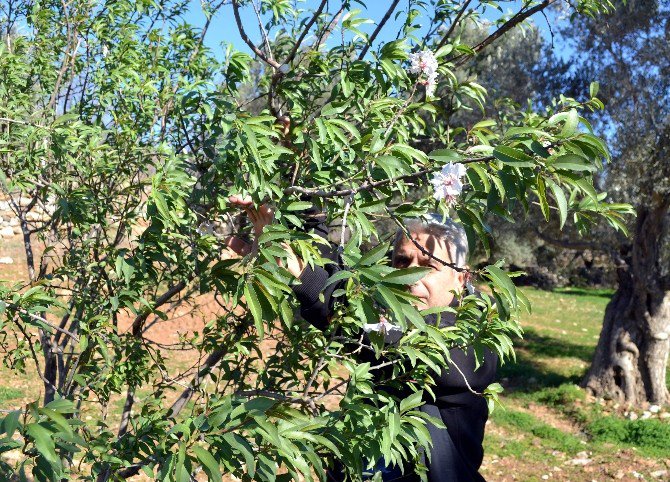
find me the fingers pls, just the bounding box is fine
[228,194,274,236]
[228,194,253,207]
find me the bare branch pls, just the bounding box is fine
[436,0,473,50]
[231,0,281,69]
[452,0,558,67]
[283,0,328,66]
[358,0,401,61]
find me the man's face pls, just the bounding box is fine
[392,229,465,310]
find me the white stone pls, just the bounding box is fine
[0,226,15,237]
[649,405,661,413]
[659,412,670,419]
[8,217,19,226]
[629,412,639,421]
[569,458,592,465]
[541,475,549,480]
[651,470,668,479]
[0,257,14,264]
[641,411,652,420]
[12,226,20,235]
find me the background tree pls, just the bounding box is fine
[548,0,670,405]
[0,0,626,481]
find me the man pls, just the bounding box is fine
[226,195,497,481]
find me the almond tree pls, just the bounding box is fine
[0,0,627,480]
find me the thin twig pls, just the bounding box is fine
[283,0,328,66]
[358,0,401,60]
[14,306,80,342]
[231,0,281,69]
[436,0,473,50]
[451,0,558,67]
[449,356,481,395]
[385,206,469,273]
[283,154,492,199]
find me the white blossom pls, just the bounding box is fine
[423,71,438,97]
[430,162,466,205]
[363,315,401,336]
[409,50,438,76]
[409,50,439,97]
[197,221,215,236]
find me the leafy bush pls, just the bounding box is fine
[533,384,586,407]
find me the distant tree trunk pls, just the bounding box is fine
[583,194,670,406]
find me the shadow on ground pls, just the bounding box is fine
[498,327,593,392]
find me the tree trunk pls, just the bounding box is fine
[582,194,670,406]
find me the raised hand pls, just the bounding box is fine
[225,194,305,277]
[225,194,274,256]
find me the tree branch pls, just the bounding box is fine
[282,0,328,66]
[283,154,492,199]
[357,0,401,60]
[128,279,189,335]
[452,0,558,67]
[231,0,281,69]
[436,0,473,50]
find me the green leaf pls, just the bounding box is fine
[492,146,535,168]
[536,176,549,222]
[358,242,390,267]
[546,179,568,229]
[286,201,313,211]
[26,423,57,465]
[484,265,516,304]
[590,81,599,98]
[192,445,222,482]
[382,267,430,285]
[574,177,598,203]
[551,154,596,172]
[376,285,405,324]
[400,391,424,413]
[560,109,579,138]
[244,282,264,338]
[428,149,462,163]
[325,270,355,287]
[3,410,20,437]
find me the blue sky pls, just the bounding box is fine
[184,0,561,60]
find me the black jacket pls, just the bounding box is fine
[290,232,496,482]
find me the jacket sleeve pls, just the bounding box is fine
[290,208,346,331]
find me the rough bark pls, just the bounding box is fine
[582,194,670,405]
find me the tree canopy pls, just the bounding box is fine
[0,0,632,480]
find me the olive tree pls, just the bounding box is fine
[551,0,670,406]
[0,0,628,480]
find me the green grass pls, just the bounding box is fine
[0,386,23,401]
[482,287,670,479]
[491,408,585,454]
